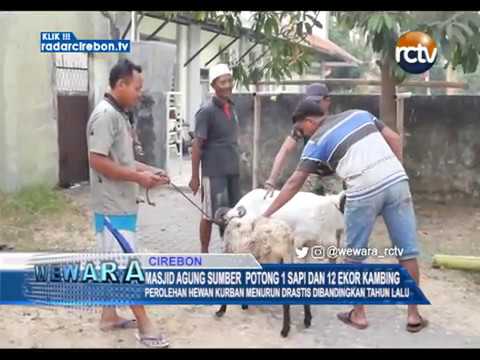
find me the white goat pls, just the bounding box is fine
[215,189,346,337]
[218,216,303,337]
[220,188,346,263]
[223,216,294,264]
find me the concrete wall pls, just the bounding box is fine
[130,41,176,170]
[88,12,123,111]
[0,11,115,192]
[88,52,120,111]
[234,95,255,197]
[403,96,480,198]
[232,93,480,199]
[231,94,303,193]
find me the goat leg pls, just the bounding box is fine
[216,304,227,317]
[280,304,291,337]
[304,305,312,328]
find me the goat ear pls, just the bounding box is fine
[214,207,231,224]
[217,206,232,219]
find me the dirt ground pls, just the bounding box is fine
[0,184,479,348]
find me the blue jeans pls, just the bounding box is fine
[344,180,419,262]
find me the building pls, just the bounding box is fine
[0,11,361,192]
[134,11,361,128]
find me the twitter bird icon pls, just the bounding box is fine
[295,246,309,259]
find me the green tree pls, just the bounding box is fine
[332,11,480,128]
[328,16,378,92]
[329,16,375,66]
[157,11,323,88]
[456,67,480,93]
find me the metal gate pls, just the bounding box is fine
[55,54,90,187]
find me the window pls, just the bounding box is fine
[200,68,209,81]
[55,53,88,93]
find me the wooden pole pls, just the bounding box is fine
[425,71,431,95]
[396,98,404,160]
[395,92,411,163]
[396,98,404,161]
[252,85,261,189]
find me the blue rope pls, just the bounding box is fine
[103,217,134,253]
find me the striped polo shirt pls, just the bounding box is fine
[297,110,408,200]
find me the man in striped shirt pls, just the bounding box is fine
[262,99,428,333]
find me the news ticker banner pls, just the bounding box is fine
[0,253,430,306]
[40,32,130,53]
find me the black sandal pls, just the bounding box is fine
[406,315,429,333]
[337,309,368,330]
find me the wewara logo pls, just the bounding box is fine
[395,31,438,74]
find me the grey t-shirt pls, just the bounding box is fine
[194,96,240,177]
[86,98,139,215]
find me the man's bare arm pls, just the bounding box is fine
[263,170,310,218]
[381,126,403,162]
[90,153,163,189]
[135,161,166,175]
[191,138,204,180]
[189,137,205,195]
[135,161,151,172]
[266,135,298,186]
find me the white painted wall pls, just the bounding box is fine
[137,17,177,41]
[0,11,119,192]
[186,24,202,129]
[312,11,329,39]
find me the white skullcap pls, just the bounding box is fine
[209,63,232,85]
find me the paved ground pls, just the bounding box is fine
[140,154,224,253]
[137,186,223,254]
[165,153,191,188]
[137,185,480,348]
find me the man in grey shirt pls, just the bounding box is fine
[189,64,241,253]
[87,59,170,348]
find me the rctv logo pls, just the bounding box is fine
[395,31,438,74]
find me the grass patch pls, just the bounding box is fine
[0,185,69,219]
[0,185,79,249]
